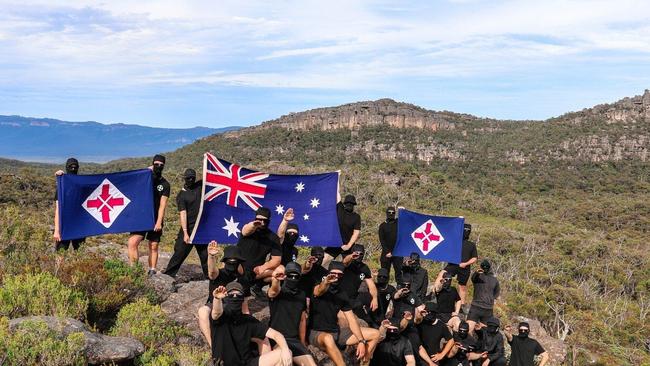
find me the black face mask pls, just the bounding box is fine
[386,328,400,340]
[285,232,298,245]
[343,203,354,212]
[312,255,324,267]
[328,281,340,293]
[223,296,244,317]
[353,253,364,264]
[184,176,196,189]
[424,313,437,323]
[518,329,529,338]
[457,330,468,339]
[224,260,239,273]
[283,276,300,293]
[66,164,79,175]
[153,165,164,177]
[442,280,451,290]
[487,325,499,334]
[376,276,388,286]
[386,212,396,221]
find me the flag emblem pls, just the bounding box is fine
[204,153,269,209]
[411,219,445,255]
[83,179,131,228]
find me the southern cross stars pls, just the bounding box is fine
[303,214,310,220]
[295,182,305,192]
[300,235,310,243]
[222,216,241,238]
[310,198,320,208]
[275,204,285,215]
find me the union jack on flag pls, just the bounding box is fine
[191,153,343,246]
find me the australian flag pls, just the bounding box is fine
[191,153,342,246]
[393,208,464,263]
[57,169,155,240]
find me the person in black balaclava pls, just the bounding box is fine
[370,316,416,366]
[340,244,379,319]
[128,154,171,275]
[439,223,478,310]
[414,302,454,365]
[504,322,549,366]
[372,268,396,324]
[401,252,428,302]
[467,259,500,331]
[53,158,86,251]
[324,194,361,267]
[163,168,209,278]
[197,243,249,347]
[379,206,403,283]
[268,262,317,366]
[475,317,506,366]
[299,246,328,298]
[276,208,300,265]
[433,271,462,331]
[446,321,482,366]
[210,281,292,366]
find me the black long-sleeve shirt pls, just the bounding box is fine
[471,271,500,309]
[476,328,505,363]
[378,219,398,253]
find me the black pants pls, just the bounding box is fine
[163,229,208,278]
[380,251,403,284]
[56,238,85,251]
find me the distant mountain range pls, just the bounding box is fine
[0,116,240,163]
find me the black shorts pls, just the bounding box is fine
[130,229,163,242]
[444,264,470,285]
[55,238,85,251]
[324,246,352,259]
[467,306,493,323]
[285,337,310,357]
[308,327,353,347]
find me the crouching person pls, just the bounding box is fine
[211,281,292,366]
[370,317,416,366]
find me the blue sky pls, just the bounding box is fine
[1,0,650,128]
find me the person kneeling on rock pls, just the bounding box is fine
[211,281,293,366]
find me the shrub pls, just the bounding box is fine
[110,298,186,350]
[0,272,87,319]
[0,316,86,366]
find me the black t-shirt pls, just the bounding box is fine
[337,202,361,244]
[369,335,414,366]
[211,314,268,366]
[280,239,299,265]
[435,286,461,314]
[237,228,281,272]
[418,320,451,355]
[378,219,398,253]
[449,240,478,265]
[299,265,328,297]
[176,181,202,230]
[451,333,477,363]
[269,287,307,339]
[374,284,396,320]
[393,291,422,317]
[152,176,171,220]
[309,289,352,333]
[207,269,248,303]
[340,262,372,299]
[508,336,545,366]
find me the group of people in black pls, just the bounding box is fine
[53,157,550,366]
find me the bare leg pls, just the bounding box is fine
[344,327,380,361]
[253,337,272,355]
[293,354,317,366]
[198,305,212,347]
[127,235,143,265]
[148,241,159,270]
[318,332,345,366]
[257,348,285,366]
[322,253,335,269]
[459,284,468,306]
[447,316,461,332]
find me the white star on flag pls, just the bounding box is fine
[222,216,241,238]
[295,182,305,192]
[300,235,310,243]
[303,214,310,220]
[275,204,285,215]
[310,198,320,208]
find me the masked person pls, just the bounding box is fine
[379,206,402,284]
[401,253,428,302]
[340,244,379,322]
[308,261,379,366]
[198,243,249,347]
[393,275,425,319]
[415,303,454,366]
[53,158,85,251]
[127,154,170,275]
[372,268,396,324]
[238,207,282,298]
[323,194,361,267]
[268,262,317,366]
[163,168,208,278]
[439,223,477,309]
[467,260,500,331]
[299,246,328,298]
[370,317,417,366]
[276,208,299,265]
[432,272,462,331]
[475,317,506,366]
[211,281,292,366]
[504,322,549,366]
[444,321,482,366]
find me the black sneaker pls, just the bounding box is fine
[148,269,156,276]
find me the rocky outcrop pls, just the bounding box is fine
[550,134,649,162]
[565,89,650,125]
[344,139,465,163]
[160,280,209,346]
[8,316,145,364]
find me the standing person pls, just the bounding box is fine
[439,223,477,309]
[373,268,396,324]
[415,303,454,365]
[323,194,361,268]
[127,154,170,275]
[197,242,249,347]
[210,282,293,366]
[369,317,417,366]
[504,322,549,366]
[431,272,462,331]
[467,260,500,331]
[238,207,282,298]
[379,206,402,283]
[163,168,208,278]
[475,317,506,366]
[308,261,379,366]
[402,253,428,302]
[299,246,328,298]
[53,158,85,251]
[267,262,317,366]
[276,208,299,265]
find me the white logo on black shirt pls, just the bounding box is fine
[359,273,365,280]
[157,184,164,192]
[386,294,391,301]
[410,298,415,305]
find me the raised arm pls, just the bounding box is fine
[276,208,294,243]
[267,266,285,299]
[207,241,222,280]
[365,278,379,311]
[210,286,226,320]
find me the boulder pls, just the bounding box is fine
[8,316,144,365]
[160,280,210,345]
[147,272,177,302]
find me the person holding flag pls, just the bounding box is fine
[439,223,478,309]
[323,194,361,267]
[53,157,85,251]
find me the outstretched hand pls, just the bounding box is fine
[207,241,221,257]
[272,266,286,281]
[283,208,295,222]
[213,286,227,300]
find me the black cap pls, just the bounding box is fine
[343,194,357,205]
[518,322,530,329]
[486,317,500,326]
[153,154,166,164]
[65,157,79,167]
[328,261,345,272]
[285,262,302,275]
[387,316,402,327]
[409,252,420,261]
[221,246,245,262]
[286,223,299,232]
[351,244,365,254]
[442,271,453,280]
[424,301,438,313]
[386,206,396,214]
[255,207,271,219]
[184,168,196,178]
[480,259,491,271]
[459,321,470,332]
[377,268,389,277]
[310,246,324,256]
[226,281,244,293]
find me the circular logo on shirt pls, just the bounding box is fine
[386,294,391,301]
[410,298,415,305]
[157,184,164,192]
[359,273,365,280]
